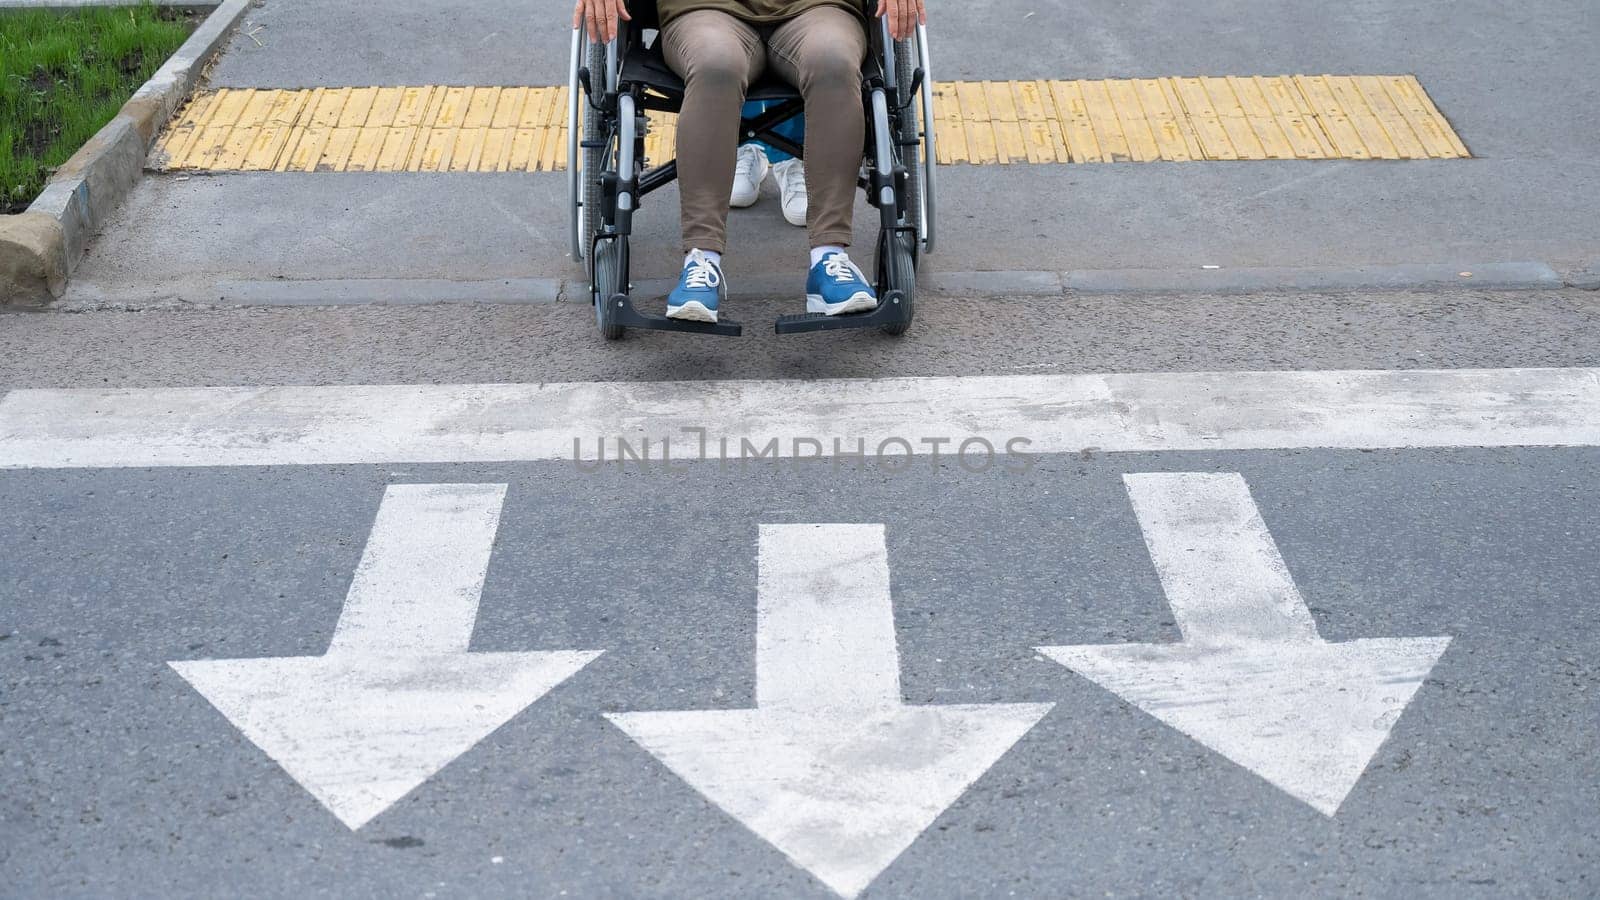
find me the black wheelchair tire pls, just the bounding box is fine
[876,229,916,337]
[894,38,923,244]
[593,236,627,340]
[581,42,607,261]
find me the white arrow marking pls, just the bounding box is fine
[1039,473,1450,816]
[607,524,1052,898]
[169,483,601,830]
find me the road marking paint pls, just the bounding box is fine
[607,524,1051,898]
[2,367,1597,470]
[149,75,1468,172]
[325,482,504,655]
[169,483,603,829]
[1039,473,1451,816]
[1126,473,1321,644]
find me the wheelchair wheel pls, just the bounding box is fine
[894,39,922,241]
[593,236,627,340]
[580,41,608,262]
[875,229,916,336]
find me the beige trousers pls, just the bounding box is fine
[660,7,867,254]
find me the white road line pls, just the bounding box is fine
[1125,473,1320,644]
[2,367,1598,468]
[1040,473,1451,816]
[169,483,602,830]
[607,525,1052,898]
[755,523,900,709]
[327,483,505,655]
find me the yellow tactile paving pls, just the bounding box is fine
[151,76,1468,172]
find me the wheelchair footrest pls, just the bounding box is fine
[773,291,909,334]
[606,293,743,337]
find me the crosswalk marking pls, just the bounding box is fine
[607,524,1051,898]
[169,484,602,829]
[2,367,1597,469]
[1040,473,1451,816]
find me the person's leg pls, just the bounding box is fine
[765,7,866,250]
[661,10,765,254]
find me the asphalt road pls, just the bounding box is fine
[3,288,1600,388]
[3,287,1600,897]
[5,0,1600,892]
[5,449,1597,897]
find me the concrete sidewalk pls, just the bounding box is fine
[59,0,1600,305]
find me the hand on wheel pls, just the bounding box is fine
[572,0,631,44]
[875,0,925,40]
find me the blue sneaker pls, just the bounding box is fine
[667,250,724,323]
[806,251,878,316]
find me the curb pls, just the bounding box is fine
[627,262,1559,303]
[0,0,252,306]
[1566,264,1600,291]
[59,261,1578,310]
[1060,261,1562,294]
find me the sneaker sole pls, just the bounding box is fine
[805,292,878,316]
[667,300,719,323]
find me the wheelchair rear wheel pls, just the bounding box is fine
[580,41,608,262]
[894,39,922,245]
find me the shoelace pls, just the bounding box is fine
[735,148,758,178]
[822,255,858,284]
[778,164,807,199]
[684,254,721,289]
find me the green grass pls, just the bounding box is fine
[1,3,194,213]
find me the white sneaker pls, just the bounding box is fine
[772,158,807,227]
[730,144,769,208]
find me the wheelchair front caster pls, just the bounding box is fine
[876,229,917,336]
[592,237,627,340]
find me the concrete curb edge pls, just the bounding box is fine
[47,261,1581,311]
[0,0,253,306]
[1565,263,1600,291]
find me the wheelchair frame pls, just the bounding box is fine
[566,4,937,338]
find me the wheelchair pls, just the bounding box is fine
[566,1,937,338]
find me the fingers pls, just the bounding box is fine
[587,1,602,43]
[877,0,899,38]
[603,0,629,41]
[572,1,582,31]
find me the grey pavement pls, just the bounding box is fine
[57,0,1600,303]
[3,288,1599,389]
[6,279,1600,897]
